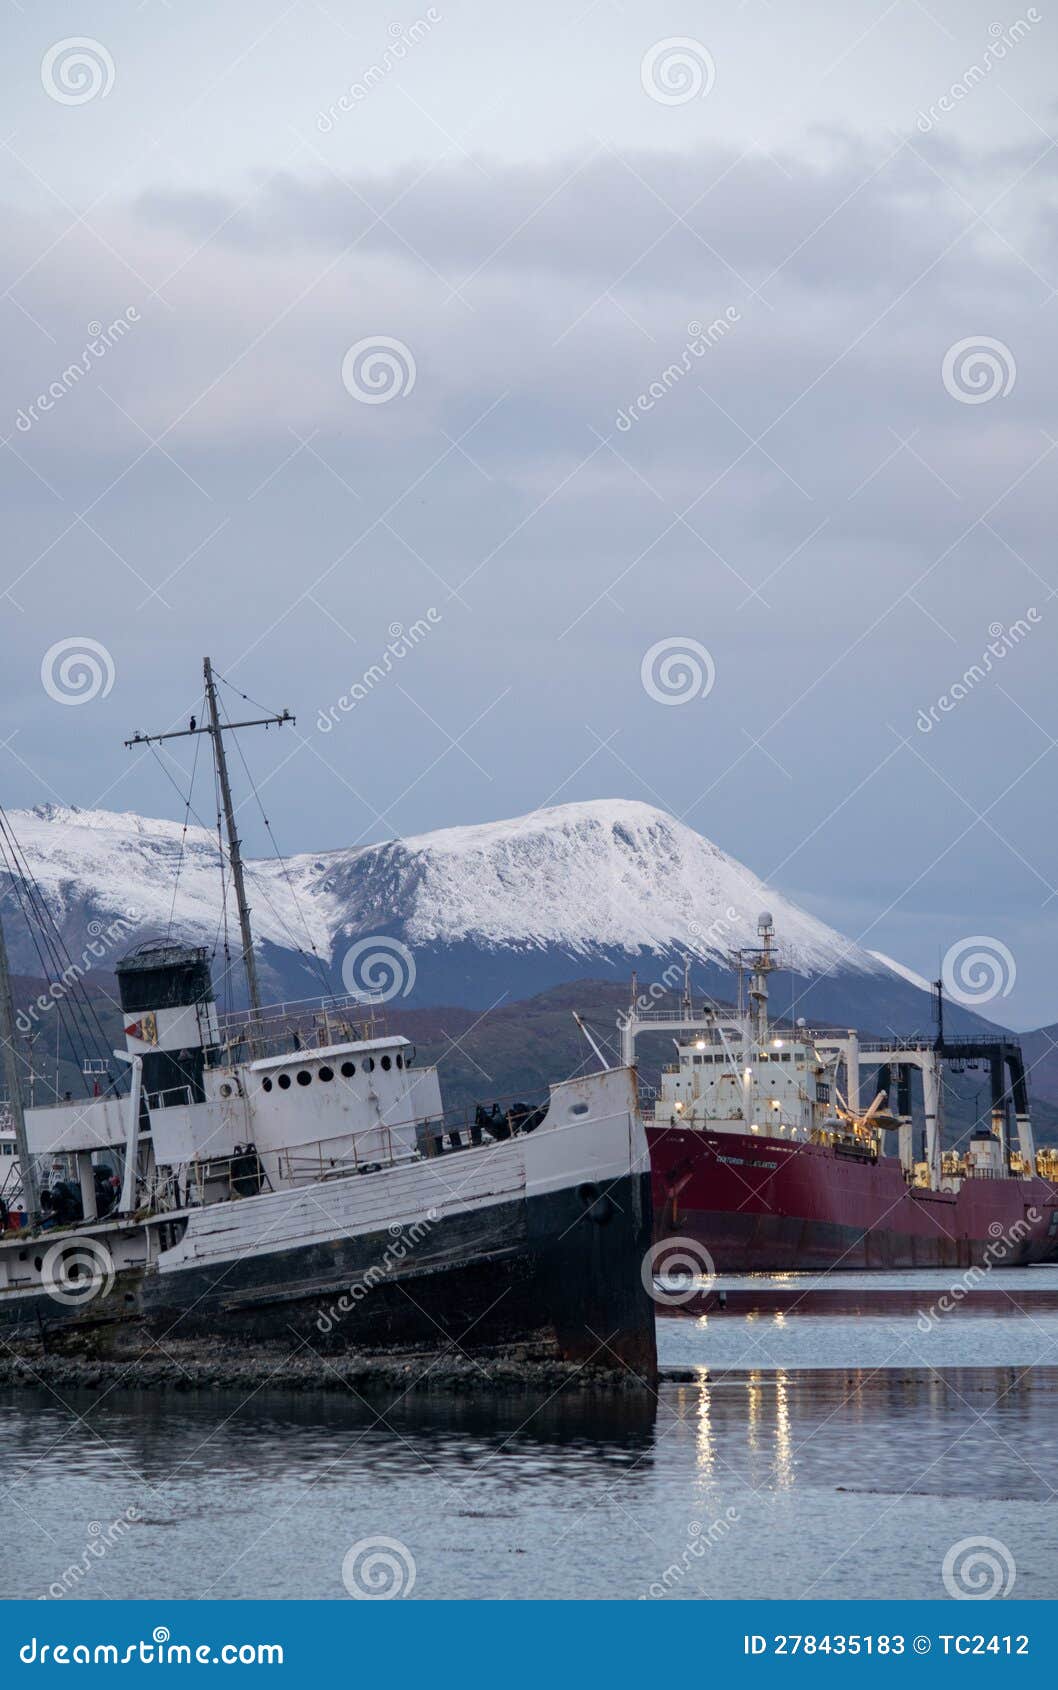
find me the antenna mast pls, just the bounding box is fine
[204,658,261,1017]
[125,656,294,1018]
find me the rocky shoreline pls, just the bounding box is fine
[0,1339,670,1397]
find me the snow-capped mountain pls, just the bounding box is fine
[3,798,945,1030]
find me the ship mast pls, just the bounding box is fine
[125,657,293,1019]
[203,658,262,1017]
[0,914,41,1227]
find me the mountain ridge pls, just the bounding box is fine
[0,797,986,1034]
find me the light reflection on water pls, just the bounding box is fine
[1,1288,1056,1601]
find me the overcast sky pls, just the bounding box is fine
[2,0,1057,1027]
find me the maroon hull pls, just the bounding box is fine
[648,1126,1058,1271]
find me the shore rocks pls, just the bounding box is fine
[0,1337,657,1396]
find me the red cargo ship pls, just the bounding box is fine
[628,917,1058,1272]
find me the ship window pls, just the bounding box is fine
[396,1053,404,1069]
[262,1077,273,1093]
[381,1055,392,1071]
[319,1065,334,1082]
[297,1070,312,1087]
[278,1073,292,1090]
[364,1057,375,1072]
[341,1061,356,1078]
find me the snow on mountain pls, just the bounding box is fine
[353,800,885,973]
[6,802,334,959]
[4,798,905,998]
[867,950,932,994]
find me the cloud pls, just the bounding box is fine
[2,126,1056,1018]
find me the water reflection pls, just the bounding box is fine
[1,1311,1056,1599]
[774,1371,793,1489]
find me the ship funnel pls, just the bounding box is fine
[115,941,220,1104]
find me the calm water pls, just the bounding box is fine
[3,1271,1057,1603]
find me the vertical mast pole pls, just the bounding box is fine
[204,656,262,1018]
[0,914,41,1227]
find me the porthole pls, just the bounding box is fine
[380,1054,392,1071]
[364,1057,375,1073]
[262,1077,273,1093]
[219,1083,233,1098]
[278,1073,292,1090]
[341,1061,355,1078]
[396,1053,404,1069]
[319,1065,334,1082]
[297,1070,312,1087]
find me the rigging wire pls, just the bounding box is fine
[164,695,205,945]
[0,809,115,1093]
[214,681,331,996]
[149,735,315,996]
